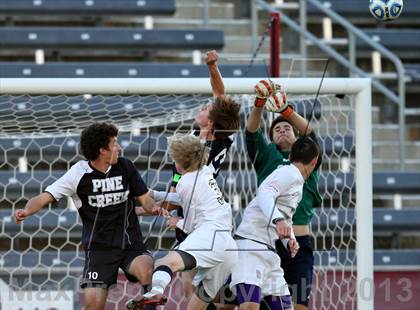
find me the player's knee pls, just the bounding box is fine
[84,299,103,310]
[155,257,174,271]
[136,265,153,284]
[182,279,195,299]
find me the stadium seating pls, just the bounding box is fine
[315,249,420,268]
[306,0,420,18]
[359,29,420,50]
[0,63,266,78]
[0,209,169,239]
[313,208,420,233]
[0,133,351,166]
[3,208,419,237]
[1,248,419,269]
[0,0,176,16]
[2,206,419,269]
[1,170,419,200]
[405,64,420,83]
[0,28,224,50]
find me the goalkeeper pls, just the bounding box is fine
[246,80,322,310]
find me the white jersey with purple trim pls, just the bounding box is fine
[235,164,304,248]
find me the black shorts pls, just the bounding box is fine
[275,235,314,307]
[80,244,151,289]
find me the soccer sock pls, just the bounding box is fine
[150,265,173,295]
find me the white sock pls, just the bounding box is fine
[150,270,172,295]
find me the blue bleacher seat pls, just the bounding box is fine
[1,249,419,269]
[1,170,419,199]
[2,204,420,269]
[306,0,420,18]
[3,208,419,236]
[312,208,420,233]
[0,63,267,78]
[359,29,420,50]
[0,209,171,239]
[0,28,224,50]
[315,249,420,268]
[0,132,352,167]
[0,0,176,16]
[405,64,420,83]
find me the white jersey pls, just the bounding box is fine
[175,166,233,234]
[236,164,304,248]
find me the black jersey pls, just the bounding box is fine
[45,157,148,250]
[172,132,234,186]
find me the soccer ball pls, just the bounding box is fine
[369,0,403,21]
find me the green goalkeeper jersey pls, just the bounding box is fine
[245,128,322,225]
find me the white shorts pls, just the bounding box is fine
[177,225,238,298]
[230,238,290,297]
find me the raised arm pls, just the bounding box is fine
[246,106,265,133]
[15,192,55,223]
[286,110,312,135]
[246,80,275,133]
[205,50,225,98]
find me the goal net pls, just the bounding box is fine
[0,78,373,309]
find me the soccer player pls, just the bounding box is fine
[14,123,160,310]
[137,50,240,306]
[170,49,240,241]
[246,80,323,310]
[128,134,238,310]
[230,136,320,310]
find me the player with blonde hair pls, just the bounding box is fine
[128,134,238,310]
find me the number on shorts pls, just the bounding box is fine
[88,272,98,280]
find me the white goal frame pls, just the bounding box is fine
[0,77,373,309]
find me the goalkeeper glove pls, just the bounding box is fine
[254,79,275,107]
[266,90,294,118]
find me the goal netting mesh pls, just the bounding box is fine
[0,84,359,309]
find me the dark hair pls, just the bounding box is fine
[80,123,119,161]
[289,136,320,165]
[269,115,297,141]
[209,95,240,140]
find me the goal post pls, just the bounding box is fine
[0,77,373,309]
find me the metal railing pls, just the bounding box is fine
[252,0,407,170]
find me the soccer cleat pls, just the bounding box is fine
[126,294,167,310]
